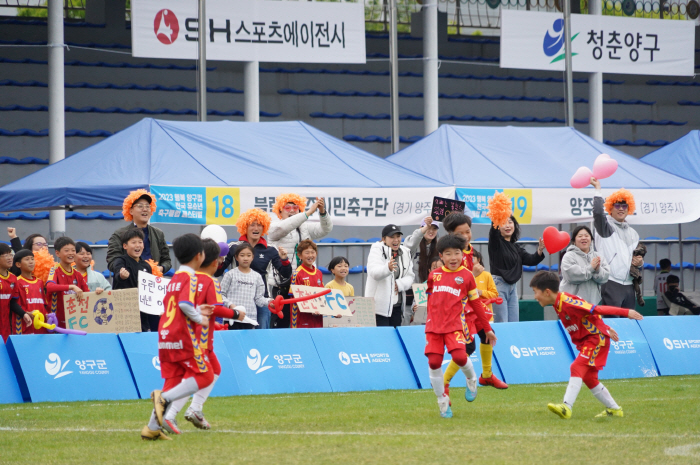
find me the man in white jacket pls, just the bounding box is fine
[365,225,415,327]
[591,178,643,312]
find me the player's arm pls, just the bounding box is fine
[593,305,643,320]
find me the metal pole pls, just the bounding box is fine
[389,0,400,153]
[423,0,438,135]
[679,223,684,290]
[197,0,207,121]
[562,0,574,127]
[588,0,603,141]
[48,0,65,240]
[244,61,260,122]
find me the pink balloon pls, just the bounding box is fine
[570,166,594,189]
[593,153,618,180]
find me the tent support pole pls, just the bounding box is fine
[389,0,400,154]
[679,224,684,290]
[588,0,603,142]
[423,0,438,136]
[48,0,65,240]
[197,0,207,122]
[244,61,260,123]
[563,0,574,127]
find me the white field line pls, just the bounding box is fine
[665,442,700,457]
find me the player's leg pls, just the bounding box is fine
[450,333,478,402]
[442,360,460,398]
[159,357,215,434]
[548,359,587,419]
[477,328,508,389]
[425,333,452,418]
[586,344,623,417]
[143,373,181,440]
[186,352,221,429]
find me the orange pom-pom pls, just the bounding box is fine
[146,259,163,277]
[272,193,308,219]
[604,188,636,216]
[122,189,156,222]
[235,208,272,236]
[33,248,57,283]
[486,192,513,228]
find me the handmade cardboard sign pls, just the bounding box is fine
[431,196,465,221]
[290,285,353,317]
[324,297,376,327]
[63,289,141,333]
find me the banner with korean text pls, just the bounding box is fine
[501,10,695,76]
[131,0,366,63]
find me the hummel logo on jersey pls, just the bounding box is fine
[26,298,44,304]
[433,285,460,297]
[564,323,579,333]
[160,329,170,340]
[158,340,183,350]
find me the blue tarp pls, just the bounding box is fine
[386,125,700,189]
[641,131,700,184]
[0,119,447,211]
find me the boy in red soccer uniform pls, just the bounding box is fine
[142,234,214,441]
[0,244,31,341]
[45,237,89,329]
[425,235,496,418]
[290,240,325,328]
[530,271,643,419]
[13,249,47,335]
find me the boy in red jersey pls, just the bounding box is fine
[290,240,325,328]
[45,237,89,329]
[13,249,47,335]
[530,271,643,419]
[0,244,32,341]
[142,234,214,441]
[425,235,496,418]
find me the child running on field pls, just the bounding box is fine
[529,271,643,419]
[425,234,496,418]
[325,256,354,297]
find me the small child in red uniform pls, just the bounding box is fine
[13,249,47,335]
[290,240,325,328]
[0,244,31,341]
[45,237,89,329]
[425,235,496,419]
[530,271,643,419]
[142,234,214,441]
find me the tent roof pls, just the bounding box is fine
[0,119,447,211]
[387,125,700,189]
[641,131,700,184]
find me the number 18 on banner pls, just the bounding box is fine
[150,185,240,225]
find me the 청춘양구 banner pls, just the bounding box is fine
[131,0,366,63]
[500,10,695,76]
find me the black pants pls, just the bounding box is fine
[376,304,403,327]
[600,281,636,317]
[229,322,256,330]
[270,286,291,328]
[140,312,160,332]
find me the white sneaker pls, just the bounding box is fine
[437,395,453,418]
[184,407,211,430]
[465,378,478,402]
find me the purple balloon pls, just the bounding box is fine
[218,242,229,257]
[46,313,87,335]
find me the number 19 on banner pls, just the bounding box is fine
[205,187,241,225]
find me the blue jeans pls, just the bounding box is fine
[256,305,270,329]
[493,276,520,322]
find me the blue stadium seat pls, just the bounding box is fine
[643,263,656,270]
[522,266,537,272]
[367,237,380,243]
[343,238,365,243]
[536,264,550,271]
[644,236,662,240]
[349,265,364,274]
[95,240,110,245]
[75,240,93,245]
[318,238,341,244]
[474,237,488,242]
[549,264,559,272]
[101,270,112,278]
[684,237,700,240]
[665,236,679,240]
[318,266,330,274]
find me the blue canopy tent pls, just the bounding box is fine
[0,118,449,213]
[641,131,700,183]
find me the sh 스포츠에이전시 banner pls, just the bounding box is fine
[131,0,366,63]
[500,10,695,76]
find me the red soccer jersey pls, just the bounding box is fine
[554,292,615,350]
[0,271,19,342]
[194,272,226,354]
[290,264,324,329]
[158,270,205,364]
[426,266,480,334]
[462,245,474,271]
[15,276,48,335]
[46,264,89,328]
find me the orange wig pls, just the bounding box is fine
[34,248,57,283]
[236,208,271,236]
[486,192,513,228]
[122,189,156,222]
[272,193,307,219]
[604,188,636,216]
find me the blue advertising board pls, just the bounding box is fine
[396,325,503,390]
[7,334,138,402]
[491,321,575,384]
[0,341,24,404]
[310,327,418,392]
[560,319,659,380]
[638,316,700,376]
[218,329,331,395]
[118,332,241,399]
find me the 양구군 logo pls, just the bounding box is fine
[45,353,73,379]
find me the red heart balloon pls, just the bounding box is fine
[542,226,571,255]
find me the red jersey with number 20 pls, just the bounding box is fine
[158,270,203,363]
[426,266,480,334]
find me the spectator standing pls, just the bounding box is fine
[365,224,415,327]
[75,242,112,293]
[488,216,545,322]
[654,259,673,316]
[560,226,610,305]
[403,216,440,283]
[325,256,354,297]
[590,179,643,313]
[107,190,171,275]
[111,229,154,332]
[7,228,49,276]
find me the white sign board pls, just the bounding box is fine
[501,10,695,76]
[323,296,376,328]
[138,271,170,316]
[132,0,366,63]
[290,285,353,317]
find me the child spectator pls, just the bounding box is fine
[663,275,700,315]
[111,229,154,332]
[654,259,673,316]
[1,244,31,341]
[220,243,271,330]
[75,242,111,293]
[290,239,325,328]
[325,256,354,297]
[46,237,89,329]
[13,249,47,335]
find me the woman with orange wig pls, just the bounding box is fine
[590,178,642,313]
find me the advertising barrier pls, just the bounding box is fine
[310,327,418,392]
[0,342,24,404]
[638,316,700,376]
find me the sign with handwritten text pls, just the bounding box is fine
[323,297,376,327]
[138,271,170,316]
[431,196,465,222]
[290,285,353,317]
[63,289,141,334]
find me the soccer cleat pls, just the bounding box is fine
[479,374,509,389]
[595,407,624,418]
[438,395,452,419]
[548,403,572,419]
[444,384,452,406]
[151,390,169,427]
[465,379,478,402]
[185,408,211,430]
[140,425,172,441]
[162,418,181,435]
